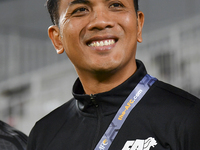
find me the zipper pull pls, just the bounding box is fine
[90,94,99,108]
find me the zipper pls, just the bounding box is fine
[90,94,101,150]
[90,94,99,108]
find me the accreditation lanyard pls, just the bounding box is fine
[94,74,157,150]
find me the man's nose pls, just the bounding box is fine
[87,8,115,31]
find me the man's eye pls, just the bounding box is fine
[110,3,123,8]
[72,7,88,15]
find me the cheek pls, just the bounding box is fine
[120,13,137,34]
[62,23,80,49]
[62,23,87,64]
[122,15,138,49]
[65,20,88,46]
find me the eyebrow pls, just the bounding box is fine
[69,0,90,6]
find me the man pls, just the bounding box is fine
[0,120,28,150]
[27,0,200,149]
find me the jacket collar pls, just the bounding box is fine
[72,60,147,116]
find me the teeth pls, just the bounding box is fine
[105,40,109,45]
[100,41,103,46]
[88,39,115,47]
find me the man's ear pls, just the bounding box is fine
[137,11,145,43]
[48,25,64,54]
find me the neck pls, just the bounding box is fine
[76,63,137,95]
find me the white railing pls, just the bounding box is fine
[137,14,200,96]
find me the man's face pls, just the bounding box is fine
[49,0,144,75]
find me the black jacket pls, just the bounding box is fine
[0,120,28,150]
[27,60,200,150]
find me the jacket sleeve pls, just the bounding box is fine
[179,102,200,149]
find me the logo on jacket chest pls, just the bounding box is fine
[122,137,157,150]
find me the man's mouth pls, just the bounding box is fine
[88,39,116,47]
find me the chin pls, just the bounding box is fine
[91,64,120,74]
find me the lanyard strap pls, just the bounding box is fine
[94,74,157,150]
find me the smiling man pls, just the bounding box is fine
[27,0,200,150]
[48,0,144,95]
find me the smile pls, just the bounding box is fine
[88,39,116,47]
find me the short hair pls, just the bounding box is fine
[46,0,139,25]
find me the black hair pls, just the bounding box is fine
[46,0,139,25]
[46,0,61,25]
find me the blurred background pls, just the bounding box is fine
[0,0,200,135]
